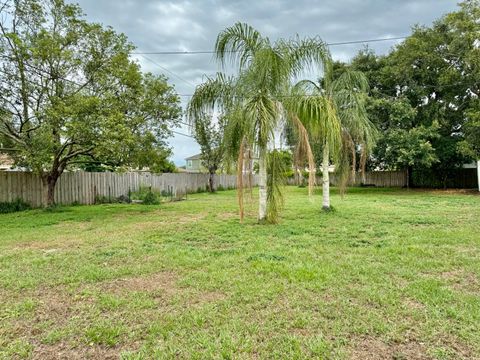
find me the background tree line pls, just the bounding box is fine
[341,0,479,188]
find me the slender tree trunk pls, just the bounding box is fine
[322,146,330,211]
[477,159,480,192]
[406,166,413,189]
[258,152,267,221]
[361,169,366,185]
[208,171,215,193]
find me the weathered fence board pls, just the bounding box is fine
[329,170,407,187]
[288,170,408,188]
[0,171,258,207]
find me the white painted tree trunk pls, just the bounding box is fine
[322,146,330,210]
[477,159,480,192]
[258,153,267,221]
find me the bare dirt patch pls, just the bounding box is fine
[437,270,479,294]
[403,298,425,311]
[216,212,239,220]
[32,342,120,360]
[190,290,226,306]
[349,336,431,360]
[96,271,179,298]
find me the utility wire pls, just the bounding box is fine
[132,36,408,55]
[176,80,479,98]
[139,54,196,87]
[172,130,194,138]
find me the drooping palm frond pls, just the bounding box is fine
[289,85,342,158]
[335,130,356,196]
[243,94,278,150]
[215,22,266,70]
[332,70,378,184]
[237,137,246,223]
[279,36,332,81]
[266,149,287,223]
[331,69,369,94]
[187,73,238,124]
[290,114,316,196]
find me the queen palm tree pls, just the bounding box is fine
[188,23,334,223]
[292,60,377,210]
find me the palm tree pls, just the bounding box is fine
[292,60,377,210]
[188,23,333,223]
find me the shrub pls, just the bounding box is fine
[196,186,207,193]
[142,190,160,205]
[130,186,161,204]
[161,189,173,197]
[116,195,131,204]
[0,198,31,214]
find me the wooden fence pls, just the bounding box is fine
[330,170,407,187]
[0,171,256,207]
[288,170,407,188]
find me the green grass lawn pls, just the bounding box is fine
[0,187,479,359]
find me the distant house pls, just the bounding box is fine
[0,153,14,171]
[185,152,259,174]
[185,153,204,173]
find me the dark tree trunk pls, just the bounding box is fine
[42,171,61,207]
[208,171,215,193]
[406,166,413,189]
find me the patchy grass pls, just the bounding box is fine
[0,187,479,359]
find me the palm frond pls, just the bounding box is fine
[237,137,246,222]
[280,36,332,80]
[187,73,237,124]
[290,114,316,196]
[266,149,286,223]
[215,22,266,70]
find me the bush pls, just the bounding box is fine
[116,195,131,204]
[94,195,131,204]
[130,186,161,205]
[0,198,31,214]
[142,190,160,205]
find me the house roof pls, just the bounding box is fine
[185,153,202,161]
[0,153,14,166]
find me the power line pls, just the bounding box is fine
[177,80,478,98]
[132,36,408,55]
[139,54,196,87]
[172,130,194,138]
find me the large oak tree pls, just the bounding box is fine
[0,0,181,205]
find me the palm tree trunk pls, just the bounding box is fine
[258,152,267,221]
[322,146,330,211]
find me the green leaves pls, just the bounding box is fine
[189,22,330,222]
[0,0,181,189]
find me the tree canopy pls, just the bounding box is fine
[0,0,181,204]
[347,0,480,187]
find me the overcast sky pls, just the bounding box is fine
[74,0,458,165]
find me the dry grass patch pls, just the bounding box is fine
[32,342,119,360]
[97,271,179,296]
[349,336,431,360]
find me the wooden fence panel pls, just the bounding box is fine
[298,170,408,188]
[0,171,260,206]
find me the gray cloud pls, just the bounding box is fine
[74,0,458,165]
